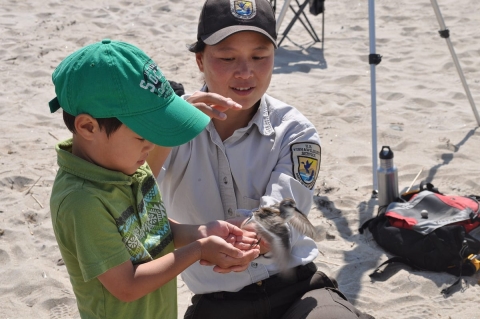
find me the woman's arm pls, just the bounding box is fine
[146,145,171,177]
[146,92,241,177]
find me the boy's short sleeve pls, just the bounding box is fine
[54,190,132,282]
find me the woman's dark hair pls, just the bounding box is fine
[63,110,123,137]
[188,40,206,53]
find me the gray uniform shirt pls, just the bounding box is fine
[158,93,322,294]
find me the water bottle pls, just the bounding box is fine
[377,146,399,207]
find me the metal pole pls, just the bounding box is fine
[430,0,480,126]
[276,0,293,33]
[368,0,380,192]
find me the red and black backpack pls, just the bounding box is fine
[359,182,480,294]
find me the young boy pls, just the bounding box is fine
[48,39,259,319]
[148,0,375,318]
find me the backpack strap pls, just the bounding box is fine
[370,256,465,296]
[358,218,373,234]
[441,240,471,295]
[440,278,462,295]
[369,256,421,278]
[400,181,442,202]
[359,205,388,234]
[420,181,439,193]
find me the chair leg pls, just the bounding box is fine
[296,0,321,42]
[278,0,308,45]
[277,0,322,46]
[321,8,325,50]
[270,0,277,14]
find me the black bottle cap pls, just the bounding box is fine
[379,146,394,159]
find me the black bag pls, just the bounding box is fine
[309,0,324,16]
[359,182,480,294]
[168,80,185,97]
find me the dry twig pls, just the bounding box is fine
[25,176,41,195]
[48,131,59,140]
[31,194,44,208]
[406,167,424,193]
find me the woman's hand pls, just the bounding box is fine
[238,218,271,256]
[186,91,242,120]
[197,220,261,273]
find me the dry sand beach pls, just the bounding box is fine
[1,0,479,318]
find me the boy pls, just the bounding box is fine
[49,39,259,319]
[148,0,375,318]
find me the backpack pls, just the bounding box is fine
[309,0,324,16]
[359,182,480,294]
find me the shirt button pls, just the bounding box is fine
[251,262,258,268]
[228,208,233,216]
[223,177,228,184]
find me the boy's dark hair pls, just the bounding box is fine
[63,110,123,137]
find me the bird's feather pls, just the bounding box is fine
[277,198,321,241]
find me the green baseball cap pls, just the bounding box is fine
[49,39,210,147]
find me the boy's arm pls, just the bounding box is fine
[98,220,259,302]
[169,218,259,271]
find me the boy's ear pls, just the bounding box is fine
[74,114,99,141]
[195,52,204,72]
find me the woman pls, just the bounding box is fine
[148,0,374,318]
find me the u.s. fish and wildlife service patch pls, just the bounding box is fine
[290,142,321,189]
[231,0,256,19]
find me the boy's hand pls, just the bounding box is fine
[199,220,257,250]
[186,91,242,120]
[197,236,259,272]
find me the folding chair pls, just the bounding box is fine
[271,0,325,47]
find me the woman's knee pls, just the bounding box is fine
[281,288,374,319]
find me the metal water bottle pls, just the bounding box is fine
[377,146,399,207]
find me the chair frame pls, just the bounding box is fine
[271,0,325,48]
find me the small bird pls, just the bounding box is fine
[243,198,321,274]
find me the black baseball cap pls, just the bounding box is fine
[190,0,277,52]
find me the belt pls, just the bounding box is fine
[253,261,318,290]
[207,262,319,301]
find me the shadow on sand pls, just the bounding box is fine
[274,44,327,74]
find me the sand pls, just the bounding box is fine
[1,0,479,318]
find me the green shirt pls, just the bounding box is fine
[50,139,176,319]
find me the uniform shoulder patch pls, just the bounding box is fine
[290,142,321,189]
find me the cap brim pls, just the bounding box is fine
[49,97,61,113]
[202,26,278,48]
[118,94,210,147]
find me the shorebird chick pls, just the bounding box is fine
[243,198,321,274]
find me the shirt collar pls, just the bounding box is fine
[56,138,146,185]
[255,95,275,136]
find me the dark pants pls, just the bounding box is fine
[184,262,374,319]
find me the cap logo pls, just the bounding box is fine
[139,60,173,99]
[231,0,256,19]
